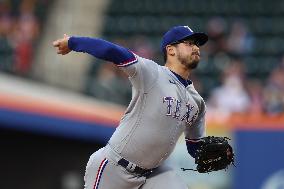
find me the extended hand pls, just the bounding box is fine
[53,34,71,55]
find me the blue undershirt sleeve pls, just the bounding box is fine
[68,36,137,66]
[186,138,203,158]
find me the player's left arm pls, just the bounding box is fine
[184,100,206,158]
[184,100,234,173]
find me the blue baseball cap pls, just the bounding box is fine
[161,26,208,53]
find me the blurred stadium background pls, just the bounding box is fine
[1,0,284,189]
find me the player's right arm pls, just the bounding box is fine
[53,34,137,72]
[52,35,158,92]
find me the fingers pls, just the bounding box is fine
[52,35,67,47]
[57,49,67,55]
[56,46,71,55]
[53,34,71,55]
[56,48,66,55]
[53,40,60,47]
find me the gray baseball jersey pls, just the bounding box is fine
[84,54,206,189]
[108,54,206,169]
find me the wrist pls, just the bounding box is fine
[67,36,75,50]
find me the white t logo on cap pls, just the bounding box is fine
[183,26,193,32]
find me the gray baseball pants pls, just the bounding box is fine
[84,145,188,189]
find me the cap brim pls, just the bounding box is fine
[184,32,208,46]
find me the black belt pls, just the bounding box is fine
[118,158,153,176]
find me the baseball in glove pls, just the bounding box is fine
[182,136,235,173]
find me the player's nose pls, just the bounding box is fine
[194,44,200,49]
[192,45,200,53]
[191,44,199,52]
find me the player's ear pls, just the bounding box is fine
[166,45,175,56]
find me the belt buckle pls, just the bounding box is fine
[126,162,136,173]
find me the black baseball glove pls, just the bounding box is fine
[193,136,235,173]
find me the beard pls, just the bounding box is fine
[177,51,200,69]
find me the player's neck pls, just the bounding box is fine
[165,62,191,80]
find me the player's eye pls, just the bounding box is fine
[181,40,198,47]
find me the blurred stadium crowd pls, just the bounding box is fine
[1,0,284,115]
[0,0,51,75]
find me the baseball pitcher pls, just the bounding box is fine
[53,26,234,189]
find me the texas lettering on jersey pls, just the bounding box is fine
[163,96,199,126]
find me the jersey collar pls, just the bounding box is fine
[170,70,192,87]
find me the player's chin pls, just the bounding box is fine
[188,61,199,69]
[189,57,200,69]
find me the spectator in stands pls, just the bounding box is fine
[86,62,131,105]
[0,1,14,72]
[205,17,228,56]
[226,20,253,55]
[130,36,155,60]
[12,0,39,76]
[207,59,251,115]
[263,58,284,114]
[245,79,264,114]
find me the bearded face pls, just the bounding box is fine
[176,43,200,69]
